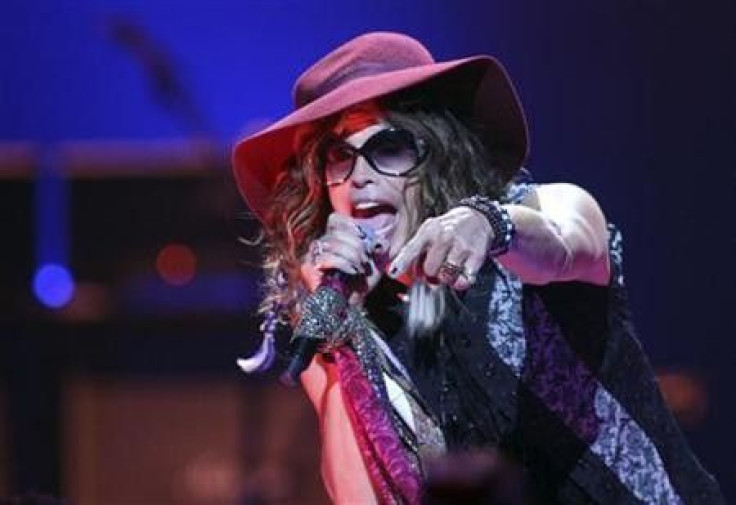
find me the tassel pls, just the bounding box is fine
[236,332,275,373]
[237,291,280,373]
[237,269,288,374]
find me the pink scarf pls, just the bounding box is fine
[335,346,422,504]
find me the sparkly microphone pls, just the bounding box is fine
[280,226,377,386]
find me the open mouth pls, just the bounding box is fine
[351,202,398,236]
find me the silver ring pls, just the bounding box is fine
[461,269,477,285]
[310,240,325,264]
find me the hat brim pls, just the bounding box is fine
[233,55,528,223]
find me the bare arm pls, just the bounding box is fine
[389,182,611,287]
[499,183,611,285]
[301,356,379,504]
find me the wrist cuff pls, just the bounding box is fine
[455,195,516,257]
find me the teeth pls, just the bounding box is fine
[354,202,381,210]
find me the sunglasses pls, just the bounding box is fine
[320,128,428,186]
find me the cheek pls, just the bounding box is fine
[327,186,351,215]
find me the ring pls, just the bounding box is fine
[437,262,464,285]
[310,240,325,264]
[460,269,477,285]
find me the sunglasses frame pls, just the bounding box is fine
[321,127,428,186]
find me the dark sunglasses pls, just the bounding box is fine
[321,128,428,186]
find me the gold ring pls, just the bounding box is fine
[438,262,463,285]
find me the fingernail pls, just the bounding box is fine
[389,264,400,278]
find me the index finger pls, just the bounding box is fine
[388,225,433,279]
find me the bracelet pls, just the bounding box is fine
[455,195,515,257]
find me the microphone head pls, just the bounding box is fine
[358,224,375,250]
[358,224,390,271]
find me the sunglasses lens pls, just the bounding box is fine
[366,130,421,175]
[321,128,426,185]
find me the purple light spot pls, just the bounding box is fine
[33,264,75,309]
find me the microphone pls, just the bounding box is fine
[280,226,377,386]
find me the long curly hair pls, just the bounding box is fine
[258,93,508,327]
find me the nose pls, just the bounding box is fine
[349,155,374,187]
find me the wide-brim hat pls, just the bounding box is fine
[232,32,529,224]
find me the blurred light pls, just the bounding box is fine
[58,282,111,322]
[178,455,239,503]
[156,243,197,286]
[122,272,259,315]
[656,370,708,428]
[33,263,75,308]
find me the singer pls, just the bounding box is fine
[232,33,724,504]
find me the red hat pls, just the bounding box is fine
[232,32,528,223]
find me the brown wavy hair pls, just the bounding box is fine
[258,94,508,324]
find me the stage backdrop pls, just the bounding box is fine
[1,0,734,502]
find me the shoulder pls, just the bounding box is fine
[504,170,606,215]
[534,182,600,203]
[533,183,606,221]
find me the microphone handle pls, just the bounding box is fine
[280,337,318,386]
[279,270,355,386]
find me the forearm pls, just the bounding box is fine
[387,183,610,288]
[494,184,610,286]
[497,204,573,285]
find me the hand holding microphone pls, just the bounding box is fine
[283,215,385,386]
[299,213,385,300]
